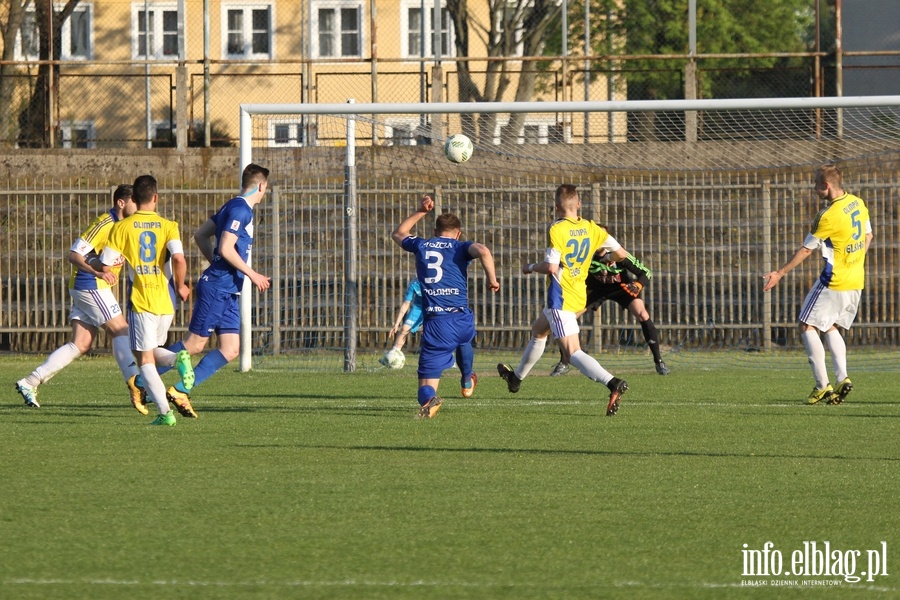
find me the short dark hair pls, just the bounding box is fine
[435,212,462,234]
[817,164,842,188]
[241,163,270,191]
[132,175,158,207]
[113,184,133,203]
[555,184,579,209]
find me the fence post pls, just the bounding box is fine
[762,180,772,352]
[271,186,281,355]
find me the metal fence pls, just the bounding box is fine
[3,167,897,357]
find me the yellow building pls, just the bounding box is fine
[0,0,618,148]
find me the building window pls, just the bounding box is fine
[132,3,180,59]
[402,1,453,58]
[384,118,432,146]
[268,122,308,147]
[223,4,273,58]
[493,2,528,57]
[61,121,95,149]
[16,11,39,61]
[17,5,93,61]
[312,1,363,58]
[493,117,561,145]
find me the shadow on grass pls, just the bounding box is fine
[234,442,900,462]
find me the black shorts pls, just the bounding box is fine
[585,282,638,311]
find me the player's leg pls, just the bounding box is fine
[824,291,860,404]
[799,324,832,403]
[170,331,235,398]
[798,283,837,403]
[498,312,547,393]
[626,298,668,374]
[515,311,553,378]
[102,313,140,380]
[130,312,176,424]
[454,313,477,397]
[15,319,94,407]
[415,319,455,418]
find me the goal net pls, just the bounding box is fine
[240,97,900,373]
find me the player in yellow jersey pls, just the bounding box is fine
[15,185,140,408]
[763,165,873,405]
[101,175,193,426]
[498,184,631,416]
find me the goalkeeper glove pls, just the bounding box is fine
[620,281,643,297]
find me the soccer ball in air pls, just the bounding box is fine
[443,134,473,164]
[382,348,406,369]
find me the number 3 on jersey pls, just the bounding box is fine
[424,250,443,283]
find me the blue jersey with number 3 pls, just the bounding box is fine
[401,235,474,314]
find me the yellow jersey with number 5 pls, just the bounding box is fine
[105,210,181,314]
[546,217,609,312]
[807,193,871,291]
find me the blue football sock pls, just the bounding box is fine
[175,349,229,394]
[417,385,437,406]
[457,343,474,385]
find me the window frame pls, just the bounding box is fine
[400,0,454,59]
[131,2,182,60]
[267,121,308,148]
[310,0,365,59]
[221,3,275,60]
[16,4,94,61]
[60,120,96,149]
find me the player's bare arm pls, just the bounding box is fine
[469,243,500,292]
[389,300,412,336]
[171,253,191,301]
[193,218,217,263]
[218,230,271,292]
[763,246,814,291]
[70,250,117,285]
[391,195,434,246]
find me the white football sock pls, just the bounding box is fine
[515,336,547,379]
[112,335,139,381]
[569,350,613,386]
[800,329,829,389]
[26,342,82,386]
[824,329,848,382]
[140,364,170,415]
[153,347,176,367]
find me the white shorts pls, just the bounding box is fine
[799,281,861,332]
[543,308,580,339]
[69,288,124,328]
[128,311,174,352]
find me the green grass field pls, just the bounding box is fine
[2,353,898,599]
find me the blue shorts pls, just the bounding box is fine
[403,306,424,333]
[417,311,475,378]
[188,279,241,336]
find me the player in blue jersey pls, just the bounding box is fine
[391,195,500,418]
[763,164,873,405]
[380,278,424,368]
[160,163,272,413]
[15,185,140,408]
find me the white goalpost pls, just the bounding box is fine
[238,96,900,373]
